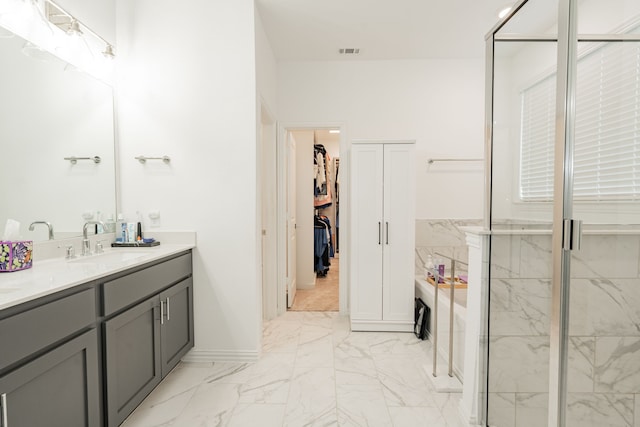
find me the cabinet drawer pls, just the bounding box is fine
[0,288,96,371]
[102,252,192,316]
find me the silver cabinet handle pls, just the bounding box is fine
[160,300,165,325]
[2,393,8,427]
[166,297,171,321]
[378,222,381,245]
[386,222,389,245]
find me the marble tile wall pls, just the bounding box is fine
[415,219,482,275]
[488,232,640,427]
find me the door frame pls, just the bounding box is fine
[275,122,349,316]
[259,101,278,321]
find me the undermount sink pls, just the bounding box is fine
[69,250,152,265]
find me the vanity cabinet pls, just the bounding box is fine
[0,249,193,427]
[350,141,416,332]
[0,288,101,427]
[102,253,193,427]
[0,329,100,427]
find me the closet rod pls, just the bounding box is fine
[427,158,483,165]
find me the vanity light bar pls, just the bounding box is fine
[135,155,171,164]
[64,156,101,164]
[45,0,115,58]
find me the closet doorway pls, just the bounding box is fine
[285,128,342,312]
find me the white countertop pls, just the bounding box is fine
[0,243,195,311]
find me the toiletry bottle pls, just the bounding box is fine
[424,254,434,279]
[96,211,104,234]
[135,211,143,241]
[117,213,127,242]
[438,260,446,283]
[127,222,136,243]
[104,214,116,233]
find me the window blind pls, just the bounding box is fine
[519,41,640,201]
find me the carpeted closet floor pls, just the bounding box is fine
[289,257,339,311]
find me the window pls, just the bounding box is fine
[519,41,640,201]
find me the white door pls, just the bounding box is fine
[382,143,415,322]
[350,144,384,321]
[286,134,297,308]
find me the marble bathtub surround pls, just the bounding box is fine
[121,311,466,427]
[414,219,481,275]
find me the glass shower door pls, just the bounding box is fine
[486,0,559,425]
[486,1,640,426]
[565,3,640,424]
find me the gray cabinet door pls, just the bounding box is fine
[104,297,161,427]
[159,277,194,377]
[0,329,100,427]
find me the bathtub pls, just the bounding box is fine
[415,276,467,379]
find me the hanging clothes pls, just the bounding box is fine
[314,214,333,276]
[314,144,332,208]
[334,158,340,252]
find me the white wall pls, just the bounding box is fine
[277,59,486,220]
[292,130,316,289]
[56,0,115,43]
[115,0,261,359]
[255,11,278,117]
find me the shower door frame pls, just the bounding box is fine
[484,0,640,426]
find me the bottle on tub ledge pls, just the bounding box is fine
[428,256,445,284]
[424,254,434,280]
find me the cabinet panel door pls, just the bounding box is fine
[104,297,161,427]
[0,288,96,371]
[0,329,100,427]
[383,144,415,322]
[350,144,384,320]
[103,252,192,316]
[159,277,194,377]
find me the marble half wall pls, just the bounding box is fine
[487,231,640,427]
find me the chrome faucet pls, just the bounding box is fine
[82,221,106,256]
[29,221,54,240]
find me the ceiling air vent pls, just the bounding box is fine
[339,48,360,55]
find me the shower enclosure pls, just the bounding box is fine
[485,0,640,425]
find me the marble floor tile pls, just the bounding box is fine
[335,355,379,385]
[170,382,242,426]
[227,404,286,427]
[388,406,448,427]
[120,383,195,427]
[295,335,335,368]
[239,353,294,404]
[121,312,471,427]
[336,384,392,427]
[369,331,430,356]
[374,354,436,407]
[284,366,337,426]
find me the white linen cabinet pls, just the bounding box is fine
[350,141,415,331]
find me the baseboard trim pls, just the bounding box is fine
[350,320,413,332]
[181,349,260,363]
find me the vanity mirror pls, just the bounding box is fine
[0,27,116,242]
